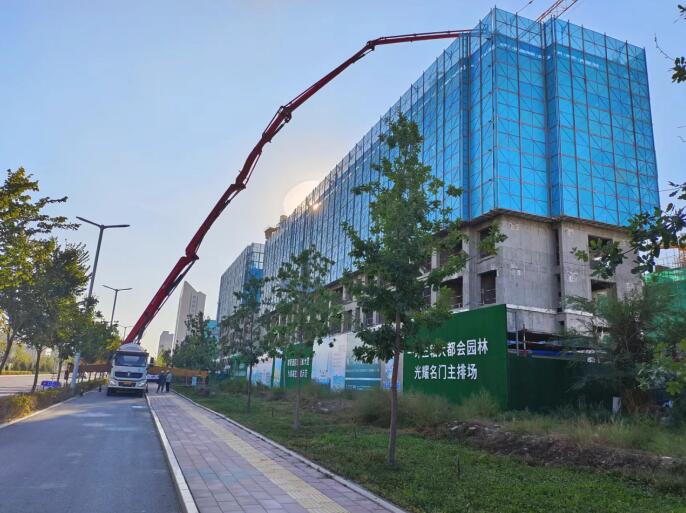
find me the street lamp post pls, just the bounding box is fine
[72,217,129,392]
[103,285,132,328]
[121,325,133,339]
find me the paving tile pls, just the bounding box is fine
[149,394,402,513]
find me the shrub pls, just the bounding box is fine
[400,392,456,429]
[352,388,390,427]
[301,382,337,401]
[268,387,287,401]
[353,389,457,429]
[3,394,37,421]
[35,389,64,409]
[455,390,502,420]
[216,378,249,394]
[669,394,686,427]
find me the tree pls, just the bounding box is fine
[19,243,90,392]
[0,168,77,374]
[156,348,172,368]
[9,344,32,371]
[172,312,218,370]
[269,247,340,430]
[571,9,686,413]
[220,275,266,411]
[342,113,505,465]
[573,182,686,279]
[566,288,675,413]
[656,5,686,83]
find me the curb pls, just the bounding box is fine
[174,391,409,513]
[0,387,97,431]
[146,394,199,513]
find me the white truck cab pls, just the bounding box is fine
[107,343,149,397]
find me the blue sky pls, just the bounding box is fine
[1,1,684,354]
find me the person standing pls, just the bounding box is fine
[156,370,166,393]
[165,369,173,393]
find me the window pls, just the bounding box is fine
[553,228,560,265]
[480,271,497,305]
[479,226,494,258]
[588,235,613,273]
[332,287,344,304]
[364,310,375,327]
[331,314,343,334]
[591,280,616,303]
[342,310,353,332]
[114,353,147,368]
[422,286,432,306]
[444,277,463,309]
[438,240,463,267]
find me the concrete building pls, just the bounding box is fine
[216,243,264,324]
[158,330,174,356]
[262,8,659,343]
[173,281,206,349]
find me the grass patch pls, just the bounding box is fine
[455,389,502,420]
[178,386,686,513]
[498,410,686,459]
[0,380,103,424]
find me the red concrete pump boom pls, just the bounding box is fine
[124,29,472,344]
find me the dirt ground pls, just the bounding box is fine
[447,420,685,475]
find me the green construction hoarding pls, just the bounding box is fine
[403,304,509,408]
[281,344,314,390]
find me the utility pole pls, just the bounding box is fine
[103,285,132,328]
[72,217,129,392]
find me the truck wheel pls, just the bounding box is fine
[106,388,113,396]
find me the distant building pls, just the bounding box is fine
[207,320,220,342]
[173,281,206,349]
[216,243,264,325]
[158,330,174,355]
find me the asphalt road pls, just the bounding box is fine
[0,390,180,513]
[0,373,56,396]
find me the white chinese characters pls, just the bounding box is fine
[412,337,488,382]
[414,363,478,381]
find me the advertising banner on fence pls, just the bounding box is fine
[403,304,508,407]
[310,336,347,390]
[282,344,314,389]
[344,333,382,390]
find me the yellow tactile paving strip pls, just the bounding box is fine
[175,397,350,513]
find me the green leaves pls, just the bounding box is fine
[571,182,686,278]
[269,246,340,356]
[172,312,218,370]
[0,168,77,289]
[220,275,266,367]
[343,112,490,360]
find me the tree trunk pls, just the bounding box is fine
[56,358,63,381]
[247,364,253,412]
[387,312,401,466]
[294,362,302,431]
[0,331,16,375]
[31,348,42,393]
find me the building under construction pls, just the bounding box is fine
[262,7,659,345]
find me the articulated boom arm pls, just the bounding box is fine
[124,29,471,344]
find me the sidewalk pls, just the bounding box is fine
[148,393,401,513]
